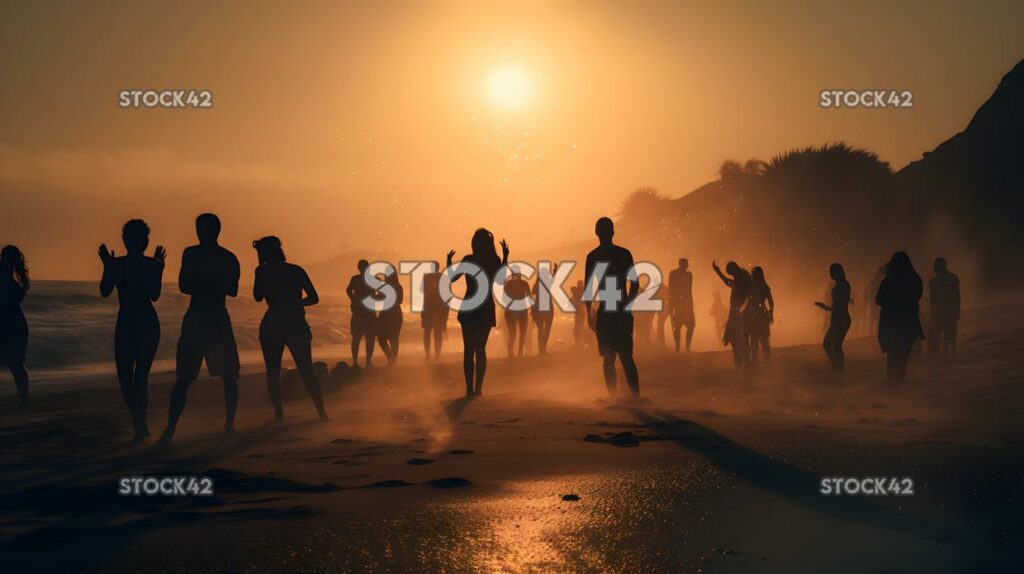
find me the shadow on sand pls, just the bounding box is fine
[622,406,943,533]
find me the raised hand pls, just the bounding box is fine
[154,245,167,265]
[500,239,509,259]
[98,244,114,265]
[446,249,456,265]
[712,260,720,272]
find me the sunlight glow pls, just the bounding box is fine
[488,67,533,109]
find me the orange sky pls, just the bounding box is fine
[2,0,1023,280]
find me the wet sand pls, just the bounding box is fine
[1,303,1022,572]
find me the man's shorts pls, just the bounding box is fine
[671,304,695,330]
[596,312,634,357]
[351,311,376,338]
[421,307,449,330]
[176,308,240,382]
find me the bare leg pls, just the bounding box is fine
[132,328,159,438]
[423,328,432,359]
[10,363,29,406]
[115,350,142,441]
[223,377,238,434]
[288,338,327,419]
[684,325,694,352]
[462,329,475,397]
[262,339,285,421]
[517,318,527,357]
[474,327,491,395]
[823,332,836,369]
[505,319,515,357]
[434,326,444,358]
[160,376,193,444]
[351,334,361,367]
[364,328,375,367]
[619,352,640,399]
[602,354,617,397]
[673,326,681,353]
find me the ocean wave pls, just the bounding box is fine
[21,281,354,369]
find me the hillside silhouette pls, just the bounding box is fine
[615,57,1024,300]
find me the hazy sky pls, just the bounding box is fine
[3,0,1023,279]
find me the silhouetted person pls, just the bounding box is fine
[503,271,530,357]
[532,265,557,356]
[709,290,727,343]
[252,236,327,421]
[667,258,695,353]
[376,270,404,364]
[928,257,961,357]
[747,266,774,363]
[346,260,377,367]
[712,260,752,367]
[865,265,884,336]
[448,229,508,397]
[633,276,655,351]
[159,213,241,445]
[421,263,449,359]
[0,246,30,405]
[571,280,586,347]
[815,263,851,372]
[584,217,640,399]
[876,251,924,382]
[99,220,166,443]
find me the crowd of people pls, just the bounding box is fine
[0,212,962,445]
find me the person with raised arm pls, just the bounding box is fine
[712,260,752,368]
[447,228,508,397]
[99,220,166,443]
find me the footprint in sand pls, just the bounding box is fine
[406,458,435,465]
[449,449,474,455]
[424,477,471,488]
[355,480,415,489]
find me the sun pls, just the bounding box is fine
[488,67,533,109]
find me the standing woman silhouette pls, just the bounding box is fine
[747,266,775,363]
[875,252,924,381]
[377,270,404,364]
[99,221,166,442]
[815,263,851,372]
[0,246,31,405]
[447,229,509,397]
[253,236,328,422]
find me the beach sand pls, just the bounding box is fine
[1,303,1022,572]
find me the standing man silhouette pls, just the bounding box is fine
[159,213,241,445]
[668,258,696,353]
[531,264,556,356]
[928,257,961,357]
[503,271,530,357]
[421,262,449,359]
[347,260,377,367]
[584,217,640,400]
[571,280,586,348]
